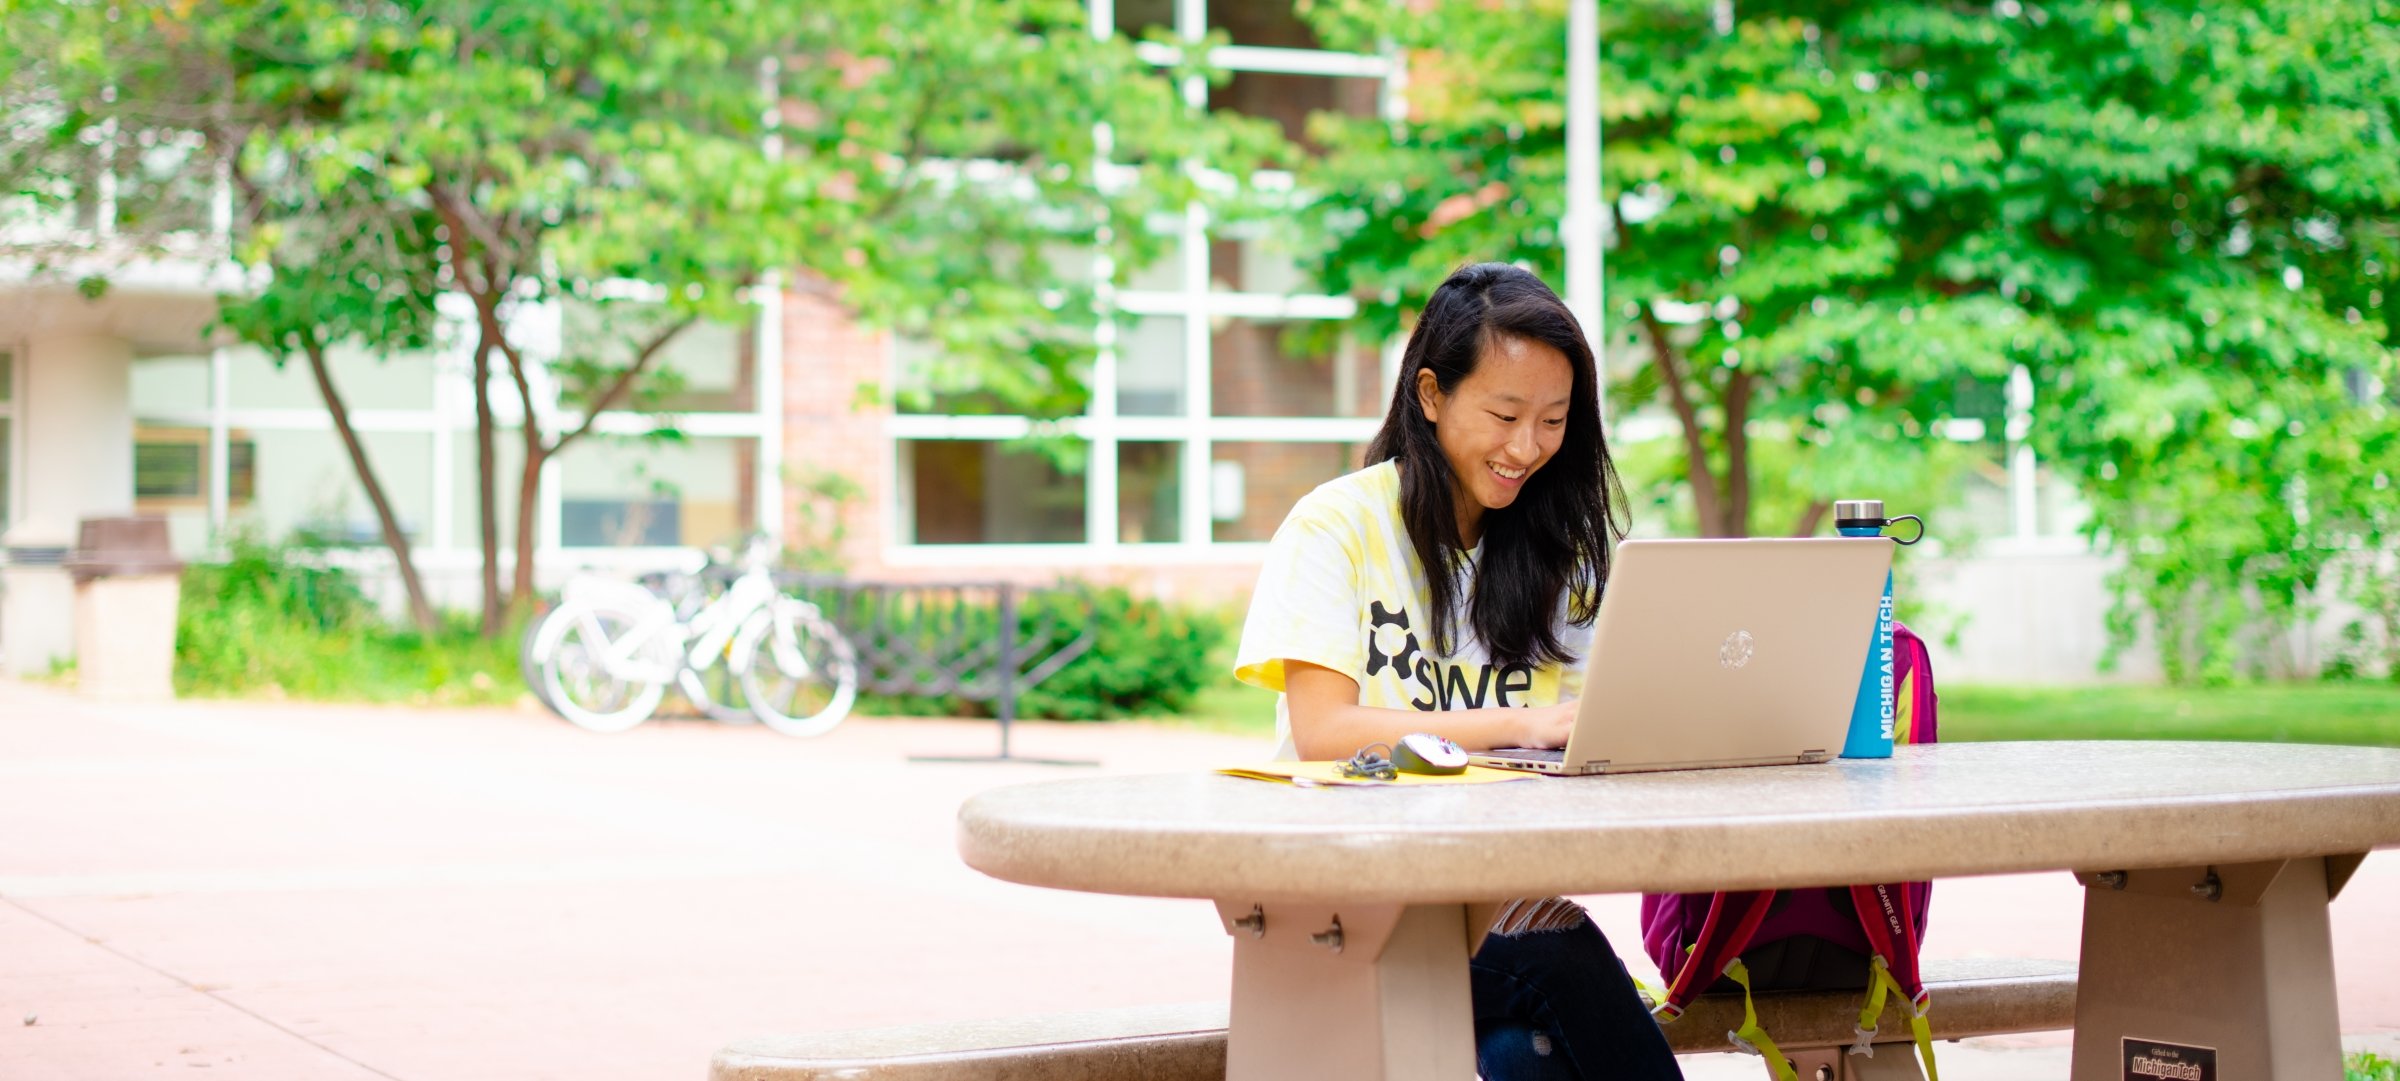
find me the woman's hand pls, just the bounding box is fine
[1511,698,1579,749]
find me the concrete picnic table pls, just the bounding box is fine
[958,740,2400,1081]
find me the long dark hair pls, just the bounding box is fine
[1363,262,1626,670]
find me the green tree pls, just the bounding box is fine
[1298,0,2025,539]
[2,2,451,630]
[1296,0,2399,680]
[212,169,451,633]
[6,0,1277,635]
[1978,1,2400,681]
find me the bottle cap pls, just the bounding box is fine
[1833,499,1884,522]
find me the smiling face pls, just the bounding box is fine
[1415,332,1575,546]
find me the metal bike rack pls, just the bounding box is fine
[779,576,1099,765]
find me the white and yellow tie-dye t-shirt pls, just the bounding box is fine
[1234,459,1588,759]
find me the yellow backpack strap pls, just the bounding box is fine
[1908,1005,1941,1081]
[1722,959,1797,1081]
[1645,944,1698,1021]
[1848,955,1895,1055]
[1849,956,1941,1081]
[1630,972,1674,1019]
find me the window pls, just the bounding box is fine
[884,1,1400,557]
[134,438,204,501]
[902,440,1087,544]
[132,427,256,504]
[1211,319,1381,418]
[1113,0,1175,40]
[109,290,774,560]
[1210,233,1322,296]
[560,303,755,413]
[451,429,526,552]
[1206,0,1326,47]
[224,344,434,411]
[131,429,257,555]
[1209,70,1380,151]
[897,338,1014,417]
[129,357,225,555]
[1118,441,1182,544]
[1118,316,1187,416]
[1210,441,1363,542]
[232,429,432,547]
[131,354,210,417]
[555,434,758,549]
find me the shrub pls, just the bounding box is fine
[810,581,1233,722]
[1016,586,1232,722]
[175,536,519,706]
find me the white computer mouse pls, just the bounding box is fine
[1393,732,1469,775]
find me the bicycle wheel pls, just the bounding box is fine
[677,638,756,725]
[735,601,859,738]
[536,600,672,733]
[519,602,561,711]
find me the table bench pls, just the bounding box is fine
[710,957,2076,1081]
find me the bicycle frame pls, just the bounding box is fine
[556,565,786,687]
[679,569,780,671]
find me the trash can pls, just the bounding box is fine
[65,517,184,701]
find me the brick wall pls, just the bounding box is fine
[780,284,890,575]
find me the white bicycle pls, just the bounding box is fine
[525,545,859,737]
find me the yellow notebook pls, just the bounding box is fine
[1218,762,1534,787]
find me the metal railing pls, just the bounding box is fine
[781,576,1098,764]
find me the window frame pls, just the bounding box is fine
[122,300,780,566]
[883,0,1399,562]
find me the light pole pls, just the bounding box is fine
[1564,0,1607,426]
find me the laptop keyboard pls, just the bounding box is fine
[1479,747,1565,763]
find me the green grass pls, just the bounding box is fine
[1168,675,1281,737]
[177,609,527,708]
[1155,674,2400,749]
[174,539,528,709]
[1946,683,2400,747]
[2351,1051,2399,1081]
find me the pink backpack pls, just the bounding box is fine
[1638,621,1941,1079]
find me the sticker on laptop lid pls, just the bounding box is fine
[2123,1037,2215,1081]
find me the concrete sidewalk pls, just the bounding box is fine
[1,679,2393,1081]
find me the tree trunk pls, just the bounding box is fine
[428,190,511,639]
[511,421,544,619]
[1639,305,1733,537]
[300,336,439,633]
[1722,368,1754,538]
[496,316,700,615]
[472,339,505,638]
[497,336,547,619]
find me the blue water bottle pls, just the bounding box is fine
[1834,499,1909,759]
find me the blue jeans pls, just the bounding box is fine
[1471,915,1684,1081]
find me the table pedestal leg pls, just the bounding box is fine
[1215,901,1475,1081]
[2069,857,2346,1081]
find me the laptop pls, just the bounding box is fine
[1469,537,1894,776]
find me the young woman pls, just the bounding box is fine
[1234,262,1681,1080]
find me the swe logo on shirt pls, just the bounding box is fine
[1364,601,1536,711]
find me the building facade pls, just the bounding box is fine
[0,0,2142,684]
